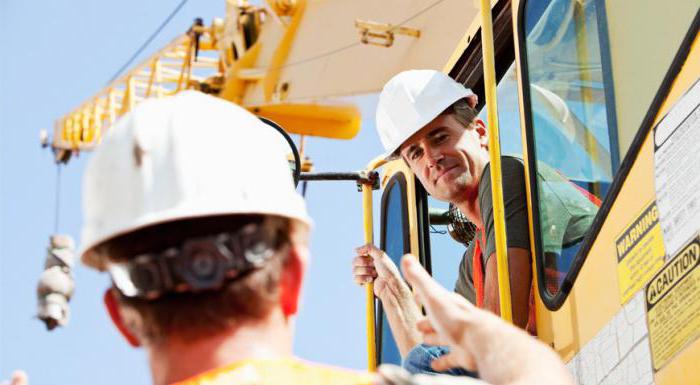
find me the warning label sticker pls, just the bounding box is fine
[654,79,700,257]
[645,237,700,371]
[616,202,666,303]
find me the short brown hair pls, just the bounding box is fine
[97,215,294,344]
[441,98,478,128]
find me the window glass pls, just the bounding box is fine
[478,62,523,158]
[427,198,467,292]
[378,174,409,365]
[522,0,617,298]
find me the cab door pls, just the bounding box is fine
[375,160,431,365]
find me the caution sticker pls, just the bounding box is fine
[645,237,700,371]
[616,202,666,303]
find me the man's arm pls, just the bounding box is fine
[482,247,532,329]
[353,244,422,357]
[479,158,533,330]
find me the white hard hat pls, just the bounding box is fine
[80,91,311,269]
[376,69,475,159]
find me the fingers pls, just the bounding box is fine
[353,255,375,268]
[357,245,402,279]
[353,255,377,285]
[353,266,377,285]
[355,244,384,260]
[431,352,475,373]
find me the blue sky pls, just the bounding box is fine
[0,1,460,384]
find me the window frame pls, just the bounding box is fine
[377,172,411,364]
[415,180,432,275]
[516,0,621,309]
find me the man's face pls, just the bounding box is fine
[399,114,489,204]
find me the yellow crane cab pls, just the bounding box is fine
[369,1,699,384]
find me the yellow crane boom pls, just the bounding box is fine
[49,0,482,163]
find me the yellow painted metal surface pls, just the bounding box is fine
[479,0,512,323]
[362,156,387,371]
[52,0,485,159]
[242,0,481,105]
[362,180,376,372]
[604,0,698,157]
[249,103,360,139]
[263,0,306,102]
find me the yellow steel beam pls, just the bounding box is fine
[248,103,361,140]
[263,0,306,102]
[479,0,513,323]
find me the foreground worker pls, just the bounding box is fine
[353,70,596,374]
[79,91,373,385]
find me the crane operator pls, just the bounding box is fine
[352,70,597,376]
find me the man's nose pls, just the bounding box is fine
[425,147,443,168]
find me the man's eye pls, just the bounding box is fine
[410,150,421,160]
[434,134,448,144]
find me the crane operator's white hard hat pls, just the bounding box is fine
[80,91,311,270]
[376,69,476,159]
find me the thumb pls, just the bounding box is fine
[401,254,443,301]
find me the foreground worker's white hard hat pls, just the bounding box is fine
[80,91,311,269]
[376,69,475,159]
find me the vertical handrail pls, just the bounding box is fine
[362,156,386,371]
[479,0,513,323]
[362,183,376,371]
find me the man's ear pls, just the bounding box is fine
[473,118,489,148]
[279,246,307,318]
[103,289,141,348]
[466,94,479,108]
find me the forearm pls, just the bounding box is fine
[483,248,532,330]
[379,277,423,357]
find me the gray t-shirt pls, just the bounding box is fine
[454,157,530,302]
[453,156,598,302]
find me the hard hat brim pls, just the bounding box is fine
[81,206,312,271]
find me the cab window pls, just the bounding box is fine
[520,0,619,305]
[378,173,410,364]
[478,62,524,158]
[426,197,468,294]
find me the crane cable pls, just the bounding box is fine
[54,164,62,233]
[106,0,190,85]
